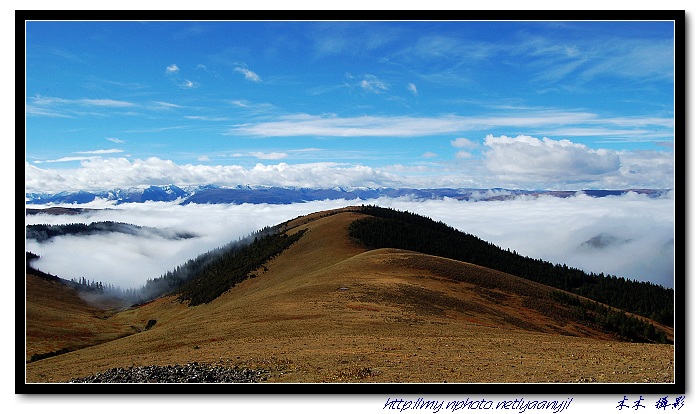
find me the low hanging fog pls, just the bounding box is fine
[24,192,675,290]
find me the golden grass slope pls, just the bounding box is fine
[25,273,135,361]
[24,208,675,383]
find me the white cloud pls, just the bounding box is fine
[24,145,673,194]
[451,137,479,149]
[230,114,473,137]
[75,149,124,155]
[229,110,672,139]
[151,101,182,109]
[407,83,418,95]
[121,125,187,134]
[27,95,138,118]
[164,65,198,89]
[290,148,322,154]
[25,193,674,290]
[360,74,388,93]
[77,98,134,107]
[249,152,288,160]
[580,39,674,82]
[452,138,477,161]
[185,115,228,121]
[25,103,73,118]
[229,152,288,160]
[313,37,348,57]
[41,156,100,163]
[373,193,674,288]
[176,79,199,89]
[228,100,276,114]
[25,199,358,289]
[106,137,125,144]
[422,152,438,158]
[603,150,675,189]
[29,95,135,108]
[24,158,406,193]
[514,35,673,85]
[234,66,262,82]
[483,134,621,180]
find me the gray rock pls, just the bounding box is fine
[68,362,267,383]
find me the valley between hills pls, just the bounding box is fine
[24,207,675,384]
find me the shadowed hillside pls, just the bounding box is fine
[24,207,675,384]
[347,206,672,343]
[349,205,673,328]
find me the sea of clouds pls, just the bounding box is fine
[24,192,675,290]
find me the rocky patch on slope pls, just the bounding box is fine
[68,362,267,383]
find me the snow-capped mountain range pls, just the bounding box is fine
[24,185,671,206]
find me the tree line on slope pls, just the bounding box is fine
[122,225,308,305]
[26,221,196,242]
[172,229,307,306]
[348,205,674,328]
[548,290,669,344]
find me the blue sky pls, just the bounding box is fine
[24,20,676,192]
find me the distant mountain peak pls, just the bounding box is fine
[24,186,671,206]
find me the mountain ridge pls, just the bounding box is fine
[24,206,675,384]
[25,185,671,205]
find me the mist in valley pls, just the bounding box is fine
[24,192,675,295]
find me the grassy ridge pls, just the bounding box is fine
[349,205,674,328]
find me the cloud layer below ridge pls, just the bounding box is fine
[25,193,675,290]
